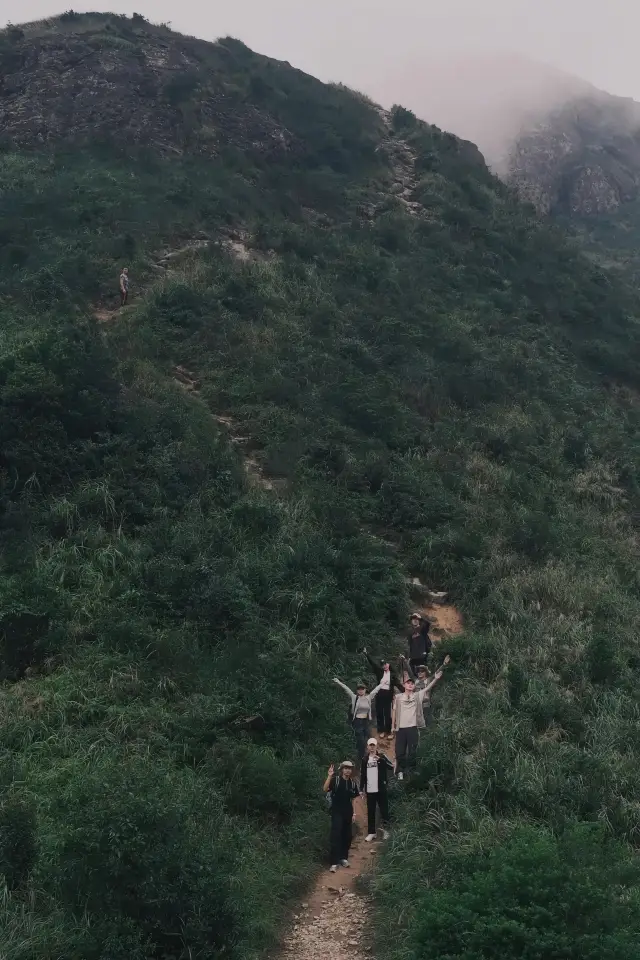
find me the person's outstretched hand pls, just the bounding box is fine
[332,677,340,684]
[328,764,335,778]
[363,647,367,654]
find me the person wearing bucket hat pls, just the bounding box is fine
[360,738,393,841]
[323,760,360,873]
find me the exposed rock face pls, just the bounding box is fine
[0,14,300,158]
[507,93,640,216]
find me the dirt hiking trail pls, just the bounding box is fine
[279,607,462,960]
[280,734,394,960]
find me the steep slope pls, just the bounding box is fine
[508,90,640,215]
[364,52,640,223]
[1,13,640,960]
[360,52,592,174]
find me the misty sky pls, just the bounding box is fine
[3,1,640,112]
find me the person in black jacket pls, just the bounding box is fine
[363,649,403,740]
[323,760,360,873]
[360,738,393,841]
[407,612,432,674]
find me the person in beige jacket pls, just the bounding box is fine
[391,670,442,780]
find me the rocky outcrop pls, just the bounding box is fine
[507,93,640,216]
[0,14,300,158]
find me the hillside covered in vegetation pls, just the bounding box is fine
[1,12,640,960]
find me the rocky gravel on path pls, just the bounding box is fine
[281,884,372,960]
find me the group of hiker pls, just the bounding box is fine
[324,611,450,872]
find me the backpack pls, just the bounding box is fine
[326,776,357,811]
[325,775,338,812]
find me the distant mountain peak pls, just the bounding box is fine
[364,51,640,216]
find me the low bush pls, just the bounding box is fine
[413,824,640,960]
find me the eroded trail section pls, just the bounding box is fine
[280,755,390,960]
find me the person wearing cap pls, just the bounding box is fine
[402,655,450,726]
[392,670,443,780]
[362,649,404,740]
[332,675,386,758]
[407,612,432,675]
[360,738,393,841]
[323,761,360,873]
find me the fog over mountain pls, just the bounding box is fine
[4,0,640,110]
[361,53,597,171]
[5,2,640,207]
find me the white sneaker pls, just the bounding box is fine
[397,772,404,781]
[330,864,337,873]
[382,829,390,840]
[340,859,350,867]
[365,834,376,842]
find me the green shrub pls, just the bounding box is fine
[0,796,37,890]
[413,824,640,960]
[1,12,640,960]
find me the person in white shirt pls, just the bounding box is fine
[392,671,442,780]
[360,738,393,841]
[333,676,386,758]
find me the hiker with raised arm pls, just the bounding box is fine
[323,760,359,873]
[333,675,386,758]
[392,668,443,780]
[407,612,432,674]
[363,648,402,740]
[360,737,393,842]
[119,266,129,306]
[402,654,450,727]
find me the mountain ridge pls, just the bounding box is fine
[1,13,640,960]
[364,51,640,220]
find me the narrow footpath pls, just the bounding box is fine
[279,603,462,960]
[280,735,394,960]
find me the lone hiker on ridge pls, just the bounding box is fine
[324,760,360,873]
[333,675,386,758]
[392,669,443,780]
[407,612,432,675]
[119,266,130,307]
[360,737,393,842]
[363,648,403,741]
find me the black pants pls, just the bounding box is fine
[330,808,353,864]
[366,791,389,834]
[352,717,370,758]
[395,727,419,773]
[375,690,393,734]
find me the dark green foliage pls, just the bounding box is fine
[507,662,528,707]
[162,69,201,105]
[0,797,37,890]
[1,10,640,960]
[413,825,640,960]
[586,631,617,685]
